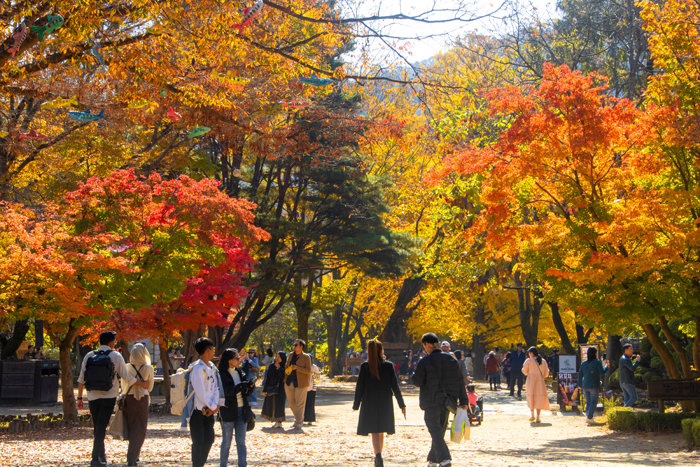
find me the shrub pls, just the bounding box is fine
[609,368,620,388]
[607,407,699,432]
[693,419,700,449]
[650,356,665,370]
[682,418,695,448]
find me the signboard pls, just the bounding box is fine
[579,344,599,363]
[557,372,581,410]
[558,355,577,373]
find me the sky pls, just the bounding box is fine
[341,0,559,65]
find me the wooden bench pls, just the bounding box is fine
[647,379,700,412]
[344,357,362,375]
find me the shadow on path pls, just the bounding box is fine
[474,431,695,466]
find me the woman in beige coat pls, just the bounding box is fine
[522,346,549,423]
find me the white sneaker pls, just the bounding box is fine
[439,461,452,467]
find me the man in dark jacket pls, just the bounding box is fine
[509,343,526,399]
[412,333,468,467]
[619,343,640,406]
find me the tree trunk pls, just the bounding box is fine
[693,316,700,378]
[513,273,541,347]
[658,316,692,378]
[575,324,594,344]
[58,326,80,423]
[295,302,312,341]
[118,339,130,362]
[549,302,575,354]
[471,302,487,380]
[326,305,342,376]
[159,339,172,406]
[0,319,30,359]
[603,334,621,390]
[642,323,681,379]
[379,275,426,343]
[35,320,44,349]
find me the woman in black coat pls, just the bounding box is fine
[218,348,255,467]
[353,339,406,467]
[260,351,287,429]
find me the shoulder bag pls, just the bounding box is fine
[108,364,143,440]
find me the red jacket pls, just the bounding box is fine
[485,356,500,374]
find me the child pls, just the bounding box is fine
[466,384,482,424]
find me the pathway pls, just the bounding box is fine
[0,380,695,466]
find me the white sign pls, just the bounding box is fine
[559,355,577,373]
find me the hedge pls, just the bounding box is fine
[606,407,699,432]
[682,418,700,449]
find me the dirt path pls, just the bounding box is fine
[0,380,695,466]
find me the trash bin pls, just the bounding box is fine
[0,360,36,401]
[34,360,59,403]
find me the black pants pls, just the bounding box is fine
[510,371,524,396]
[424,407,450,464]
[190,409,215,467]
[89,397,116,463]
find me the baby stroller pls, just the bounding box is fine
[466,384,483,426]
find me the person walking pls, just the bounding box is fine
[261,351,287,428]
[261,348,274,368]
[353,339,407,467]
[123,343,154,467]
[242,349,260,407]
[548,349,560,380]
[187,338,224,467]
[509,343,526,399]
[501,351,512,391]
[77,331,144,467]
[579,347,608,424]
[485,351,501,390]
[454,350,469,385]
[284,339,312,431]
[218,348,254,467]
[304,362,320,425]
[412,333,468,467]
[522,346,550,423]
[619,343,641,407]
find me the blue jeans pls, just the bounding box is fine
[583,388,599,419]
[247,386,258,406]
[621,383,637,407]
[220,408,247,467]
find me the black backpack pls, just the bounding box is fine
[84,350,115,391]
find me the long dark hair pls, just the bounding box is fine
[218,348,239,373]
[528,346,542,365]
[276,351,287,368]
[367,339,385,380]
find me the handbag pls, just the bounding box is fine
[108,364,143,440]
[245,405,255,431]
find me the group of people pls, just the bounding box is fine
[78,332,319,467]
[484,343,537,399]
[22,344,45,360]
[175,337,320,467]
[79,330,620,467]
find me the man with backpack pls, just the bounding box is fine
[77,331,148,467]
[412,333,468,467]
